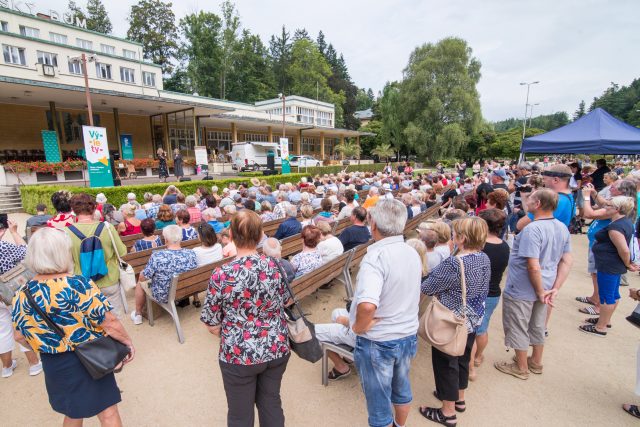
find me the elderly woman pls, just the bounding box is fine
[132,218,162,252]
[419,217,490,426]
[598,172,619,200]
[12,228,134,424]
[47,190,75,229]
[65,193,127,317]
[173,148,184,180]
[175,209,198,241]
[200,210,290,426]
[316,221,344,264]
[185,195,202,224]
[171,193,188,213]
[162,185,180,205]
[142,192,154,210]
[155,204,176,230]
[117,203,142,236]
[131,225,197,325]
[259,201,277,222]
[291,225,323,278]
[314,198,336,224]
[193,223,223,267]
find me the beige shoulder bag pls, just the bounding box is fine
[418,255,468,356]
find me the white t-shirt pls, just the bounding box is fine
[317,236,344,263]
[434,244,451,259]
[193,244,223,267]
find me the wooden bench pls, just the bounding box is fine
[289,249,354,300]
[332,217,351,236]
[263,217,286,237]
[122,238,202,276]
[403,203,441,237]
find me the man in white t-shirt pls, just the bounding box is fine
[350,199,421,427]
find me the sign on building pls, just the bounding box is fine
[120,134,134,160]
[82,126,113,187]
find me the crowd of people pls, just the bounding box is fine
[2,156,640,426]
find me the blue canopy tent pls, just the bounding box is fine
[521,108,640,154]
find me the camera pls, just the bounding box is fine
[0,214,8,230]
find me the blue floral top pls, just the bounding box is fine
[290,251,323,278]
[12,276,111,354]
[142,249,198,303]
[133,236,163,252]
[182,226,199,241]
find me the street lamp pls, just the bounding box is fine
[520,81,539,141]
[278,92,286,139]
[528,102,540,127]
[70,53,97,126]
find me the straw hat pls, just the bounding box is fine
[250,177,261,187]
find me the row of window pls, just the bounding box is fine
[2,43,156,86]
[0,21,138,60]
[266,106,292,116]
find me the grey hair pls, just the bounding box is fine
[224,205,237,215]
[26,228,73,274]
[262,237,282,258]
[285,204,298,218]
[518,162,532,171]
[610,196,635,217]
[162,225,183,245]
[369,199,407,237]
[301,192,310,202]
[202,208,216,220]
[211,185,219,194]
[152,194,162,203]
[185,195,197,207]
[143,192,153,202]
[369,186,379,195]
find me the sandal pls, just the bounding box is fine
[433,391,466,412]
[623,404,640,419]
[578,324,607,337]
[419,407,457,426]
[585,317,611,328]
[575,296,595,305]
[327,367,351,380]
[579,306,599,315]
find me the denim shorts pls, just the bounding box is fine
[596,271,621,304]
[476,296,500,335]
[354,335,417,427]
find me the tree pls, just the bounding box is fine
[371,143,394,162]
[127,0,178,74]
[335,140,361,159]
[316,31,327,56]
[86,0,112,34]
[574,100,586,120]
[226,30,276,102]
[356,88,374,110]
[293,28,310,41]
[67,1,86,25]
[163,67,191,93]
[269,26,291,93]
[219,0,240,99]
[378,82,408,160]
[358,119,383,156]
[590,78,640,126]
[399,37,482,163]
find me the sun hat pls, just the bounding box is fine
[315,186,325,195]
[250,177,261,187]
[96,193,107,203]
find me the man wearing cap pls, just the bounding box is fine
[517,163,574,230]
[491,169,509,191]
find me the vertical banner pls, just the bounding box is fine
[194,146,208,174]
[82,126,114,188]
[120,134,134,160]
[279,137,290,174]
[41,130,61,162]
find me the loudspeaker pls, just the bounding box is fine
[179,177,192,182]
[267,154,275,170]
[263,169,278,176]
[202,176,213,180]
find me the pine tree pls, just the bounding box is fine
[316,31,327,56]
[269,26,291,94]
[127,0,178,74]
[573,100,586,121]
[86,0,112,34]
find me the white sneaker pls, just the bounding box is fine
[130,310,142,325]
[2,359,17,378]
[29,361,43,376]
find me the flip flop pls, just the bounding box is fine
[623,404,640,419]
[579,306,599,315]
[575,296,595,305]
[327,367,351,380]
[585,317,611,328]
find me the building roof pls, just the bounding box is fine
[354,108,373,120]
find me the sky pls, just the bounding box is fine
[32,0,640,121]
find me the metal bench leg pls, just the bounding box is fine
[322,344,329,387]
[119,284,129,314]
[146,294,155,326]
[169,302,185,344]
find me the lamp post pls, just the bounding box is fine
[528,102,540,127]
[520,81,539,141]
[279,93,286,138]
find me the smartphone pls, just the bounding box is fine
[0,214,8,230]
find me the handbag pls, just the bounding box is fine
[105,223,136,291]
[0,262,35,305]
[275,262,323,363]
[418,255,469,357]
[23,286,131,380]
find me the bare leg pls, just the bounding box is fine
[0,351,12,368]
[530,345,544,367]
[327,351,349,373]
[597,301,618,331]
[468,341,477,380]
[441,400,456,417]
[134,283,146,314]
[96,404,122,427]
[62,417,83,427]
[474,333,489,363]
[24,350,39,365]
[589,273,600,309]
[515,349,528,372]
[393,403,411,426]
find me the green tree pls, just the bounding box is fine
[574,100,586,120]
[358,119,383,156]
[400,37,482,163]
[163,67,192,93]
[226,30,276,102]
[269,26,291,93]
[356,88,374,110]
[178,11,223,97]
[67,1,86,25]
[127,0,178,74]
[371,143,394,162]
[86,0,112,34]
[219,0,240,99]
[590,78,640,126]
[378,81,407,160]
[335,140,361,159]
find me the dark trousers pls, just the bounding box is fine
[431,333,476,402]
[219,353,290,427]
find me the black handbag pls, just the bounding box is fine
[275,262,323,363]
[24,287,131,380]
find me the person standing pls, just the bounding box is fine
[200,211,291,427]
[173,148,184,181]
[591,158,611,192]
[351,199,421,427]
[495,189,572,380]
[25,204,52,228]
[157,148,169,183]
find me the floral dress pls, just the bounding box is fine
[181,226,199,241]
[290,250,323,278]
[158,154,169,179]
[142,249,198,303]
[200,254,290,365]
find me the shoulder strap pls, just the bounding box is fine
[456,255,467,314]
[104,222,125,263]
[274,258,305,320]
[94,221,106,237]
[23,285,66,339]
[66,224,86,241]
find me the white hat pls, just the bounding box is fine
[222,187,230,194]
[315,186,325,195]
[127,192,136,200]
[96,193,107,203]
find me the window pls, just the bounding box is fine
[316,111,333,127]
[68,60,82,74]
[296,107,314,124]
[76,38,93,50]
[1,21,8,32]
[302,137,319,152]
[142,71,156,87]
[243,133,268,142]
[266,106,292,116]
[37,51,58,67]
[95,62,112,79]
[123,49,137,60]
[19,25,39,38]
[100,44,115,55]
[49,32,67,44]
[207,131,232,153]
[120,67,135,83]
[2,44,26,65]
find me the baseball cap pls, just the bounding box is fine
[492,169,508,180]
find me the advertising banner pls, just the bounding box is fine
[120,134,134,160]
[82,126,114,187]
[194,146,209,174]
[279,137,290,174]
[41,130,61,162]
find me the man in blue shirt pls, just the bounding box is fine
[203,208,225,233]
[339,207,371,251]
[517,164,574,230]
[274,205,302,240]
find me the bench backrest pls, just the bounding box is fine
[348,239,374,271]
[280,233,303,259]
[332,217,351,236]
[263,217,286,237]
[403,203,441,236]
[173,256,232,301]
[122,238,202,275]
[290,249,354,299]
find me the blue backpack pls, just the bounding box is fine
[67,223,109,282]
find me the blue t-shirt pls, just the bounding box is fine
[527,192,574,227]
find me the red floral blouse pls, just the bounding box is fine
[200,254,290,365]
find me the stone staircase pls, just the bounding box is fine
[0,186,23,214]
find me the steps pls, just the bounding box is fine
[0,186,23,214]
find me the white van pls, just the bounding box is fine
[230,142,282,171]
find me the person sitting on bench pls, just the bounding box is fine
[315,308,356,380]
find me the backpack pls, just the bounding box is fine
[67,223,109,282]
[560,193,580,234]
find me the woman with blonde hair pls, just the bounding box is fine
[406,238,428,278]
[117,203,142,236]
[157,148,169,183]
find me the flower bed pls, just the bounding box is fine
[4,160,86,174]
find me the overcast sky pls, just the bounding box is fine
[35,0,640,121]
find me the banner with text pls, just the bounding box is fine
[279,137,290,174]
[82,126,114,188]
[120,134,134,160]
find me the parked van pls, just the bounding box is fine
[230,142,282,171]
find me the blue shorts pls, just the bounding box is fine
[596,271,621,304]
[354,335,417,427]
[477,296,500,335]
